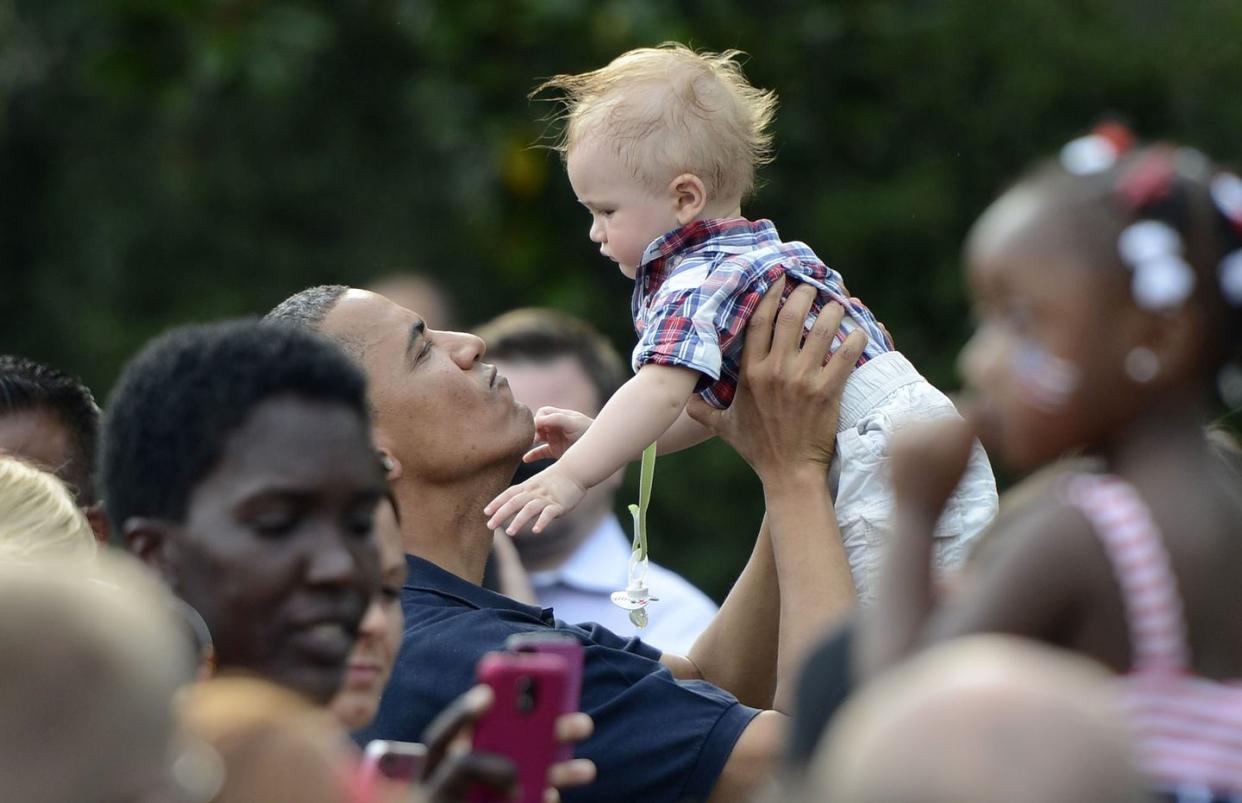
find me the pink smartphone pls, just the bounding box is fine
[468,651,570,803]
[504,632,584,763]
[357,739,427,799]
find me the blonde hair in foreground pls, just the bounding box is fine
[534,42,778,202]
[0,553,193,803]
[0,455,96,561]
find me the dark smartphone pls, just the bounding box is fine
[504,632,584,763]
[468,651,570,803]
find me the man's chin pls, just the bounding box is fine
[516,402,536,444]
[496,412,536,479]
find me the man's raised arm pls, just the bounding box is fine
[657,280,862,801]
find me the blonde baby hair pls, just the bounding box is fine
[534,42,778,203]
[0,455,96,562]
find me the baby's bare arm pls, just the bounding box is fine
[656,407,714,455]
[556,363,699,488]
[485,363,700,535]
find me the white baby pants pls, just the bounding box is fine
[828,352,999,603]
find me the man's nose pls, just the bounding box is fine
[589,217,605,244]
[438,329,486,369]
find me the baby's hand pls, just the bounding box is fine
[485,466,587,535]
[524,406,593,463]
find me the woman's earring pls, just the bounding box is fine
[378,452,396,473]
[1125,347,1160,383]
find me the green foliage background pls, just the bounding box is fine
[3,0,1239,599]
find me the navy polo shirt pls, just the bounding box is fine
[356,555,760,803]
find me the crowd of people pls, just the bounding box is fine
[3,42,1242,803]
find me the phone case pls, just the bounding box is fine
[504,632,584,762]
[468,651,570,803]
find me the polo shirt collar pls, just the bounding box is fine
[404,553,556,624]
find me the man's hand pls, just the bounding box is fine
[523,407,594,463]
[417,685,596,803]
[484,466,587,535]
[687,278,867,483]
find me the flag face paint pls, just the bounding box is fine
[1013,341,1080,413]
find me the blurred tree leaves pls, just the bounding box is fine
[2,0,1239,598]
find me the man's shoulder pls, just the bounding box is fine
[384,587,760,802]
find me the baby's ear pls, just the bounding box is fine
[670,173,707,224]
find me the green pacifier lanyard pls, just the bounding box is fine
[610,443,659,628]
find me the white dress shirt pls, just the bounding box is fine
[528,514,719,655]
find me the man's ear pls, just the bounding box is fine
[123,517,178,586]
[82,502,111,547]
[669,173,708,225]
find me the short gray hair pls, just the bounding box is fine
[266,284,369,358]
[266,285,349,329]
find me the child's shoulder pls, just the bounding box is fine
[967,464,1105,573]
[1132,462,1242,558]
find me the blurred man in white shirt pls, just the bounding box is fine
[475,308,717,653]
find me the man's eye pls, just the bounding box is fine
[381,585,401,601]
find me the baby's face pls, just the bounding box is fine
[566,134,681,279]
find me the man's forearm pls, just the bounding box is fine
[678,519,780,709]
[764,466,855,713]
[675,465,854,714]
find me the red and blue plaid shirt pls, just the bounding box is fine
[631,218,889,409]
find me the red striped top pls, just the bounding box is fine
[1066,474,1242,798]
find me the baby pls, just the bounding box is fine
[486,44,998,598]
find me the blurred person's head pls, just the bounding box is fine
[0,455,96,562]
[366,272,459,331]
[331,497,407,731]
[473,308,628,570]
[0,552,194,803]
[181,677,352,803]
[0,354,108,541]
[959,128,1242,473]
[807,636,1146,803]
[536,43,777,277]
[101,320,386,705]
